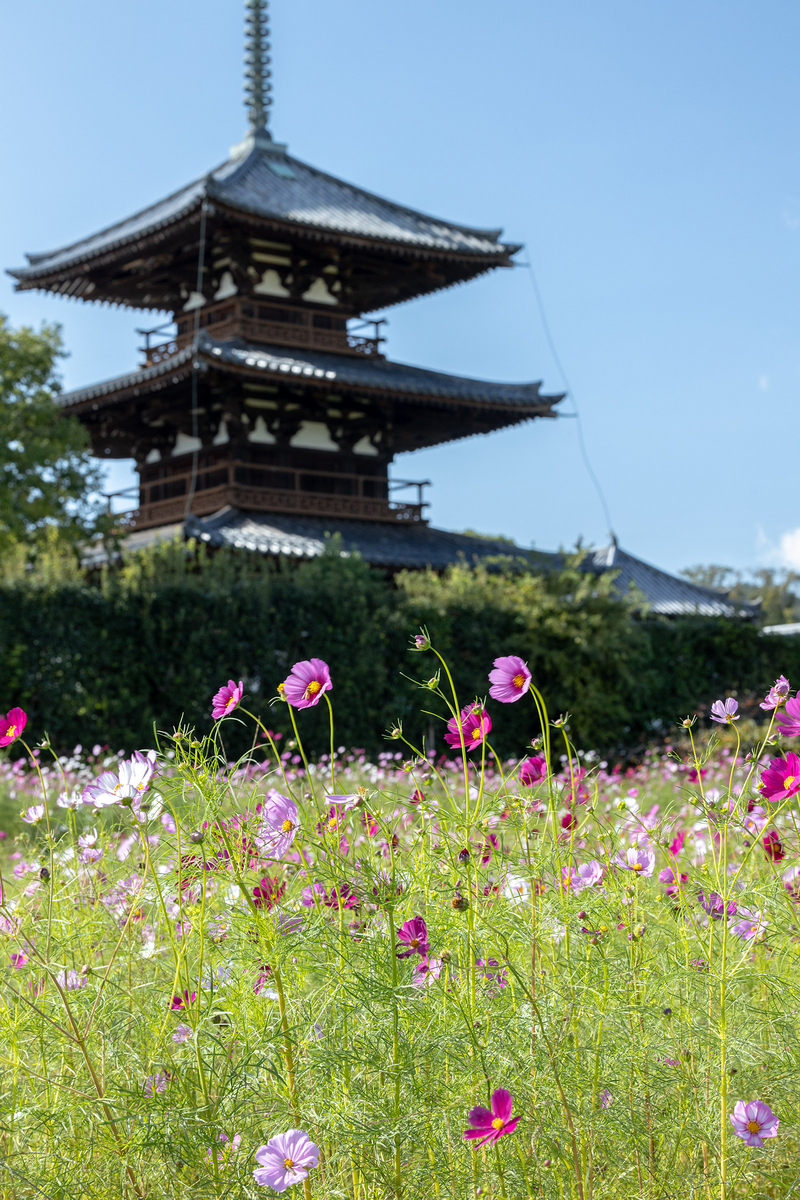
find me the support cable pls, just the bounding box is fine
[522,255,616,542]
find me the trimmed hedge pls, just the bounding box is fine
[1,544,798,758]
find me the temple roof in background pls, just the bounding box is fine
[107,506,758,617]
[8,143,518,289]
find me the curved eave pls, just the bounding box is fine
[57,338,563,421]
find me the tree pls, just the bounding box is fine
[0,313,106,555]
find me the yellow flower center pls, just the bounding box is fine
[472,727,482,740]
[305,680,322,697]
[491,1118,505,1130]
[512,674,525,688]
[785,775,797,791]
[284,1157,295,1169]
[277,682,286,696]
[6,724,17,739]
[281,819,295,833]
[746,1120,760,1133]
[632,863,643,871]
[410,937,420,947]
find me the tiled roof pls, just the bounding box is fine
[57,333,561,413]
[9,144,516,283]
[180,509,758,617]
[184,507,530,570]
[577,544,759,618]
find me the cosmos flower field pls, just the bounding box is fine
[0,637,799,1199]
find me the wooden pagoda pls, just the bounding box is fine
[8,1,563,561]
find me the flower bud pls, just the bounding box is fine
[189,831,204,845]
[451,894,469,911]
[39,867,50,882]
[440,950,452,963]
[457,848,470,864]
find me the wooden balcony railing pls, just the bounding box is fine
[138,299,385,366]
[106,463,429,533]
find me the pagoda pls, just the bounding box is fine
[9,1,563,569]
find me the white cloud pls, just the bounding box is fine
[778,527,800,569]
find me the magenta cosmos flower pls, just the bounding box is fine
[396,915,430,958]
[253,1129,319,1192]
[759,752,800,802]
[614,846,655,877]
[562,861,604,892]
[488,655,531,704]
[0,707,27,747]
[255,791,300,858]
[761,676,790,710]
[710,698,739,725]
[519,755,546,786]
[463,1088,519,1146]
[730,1100,779,1147]
[282,659,332,709]
[444,704,491,752]
[777,696,800,736]
[212,679,243,720]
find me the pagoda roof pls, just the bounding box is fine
[56,333,562,420]
[9,142,518,289]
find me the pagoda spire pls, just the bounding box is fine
[244,0,272,133]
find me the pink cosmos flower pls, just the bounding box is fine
[324,792,362,811]
[20,805,45,825]
[55,969,86,990]
[698,891,737,920]
[761,676,791,710]
[562,861,604,892]
[170,990,196,1010]
[252,1129,320,1192]
[253,874,287,909]
[658,867,688,897]
[463,1088,520,1146]
[710,698,739,725]
[730,1100,779,1147]
[9,952,28,968]
[519,755,547,786]
[614,847,655,877]
[488,655,532,704]
[444,704,491,752]
[172,1023,192,1043]
[599,1089,614,1109]
[759,752,800,803]
[396,915,430,958]
[207,1132,241,1164]
[0,707,27,747]
[282,659,332,709]
[762,830,785,862]
[255,791,299,858]
[212,679,243,720]
[412,956,443,988]
[777,696,800,736]
[476,958,508,990]
[142,1071,171,1095]
[730,906,767,940]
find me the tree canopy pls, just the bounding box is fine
[0,313,106,555]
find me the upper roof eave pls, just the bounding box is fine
[9,146,522,284]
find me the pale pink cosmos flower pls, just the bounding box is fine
[282,659,332,709]
[0,707,27,747]
[729,906,767,941]
[488,655,532,704]
[730,1100,779,1147]
[599,1088,614,1109]
[444,703,491,752]
[614,846,655,877]
[710,698,739,725]
[252,1129,319,1192]
[55,969,86,990]
[20,805,45,825]
[83,750,157,809]
[255,791,300,858]
[172,1023,192,1043]
[562,861,604,892]
[212,679,243,720]
[142,1071,171,1095]
[412,956,443,988]
[761,676,790,710]
[777,696,800,737]
[207,1132,241,1164]
[56,790,82,810]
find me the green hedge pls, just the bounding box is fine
[1,542,798,758]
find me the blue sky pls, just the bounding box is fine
[2,0,800,574]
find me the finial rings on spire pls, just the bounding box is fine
[244,0,272,132]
